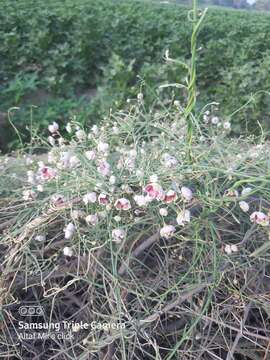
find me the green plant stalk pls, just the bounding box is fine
[184,1,207,156]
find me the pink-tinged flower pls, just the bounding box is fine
[85,150,96,161]
[112,228,126,243]
[114,198,131,211]
[51,194,66,206]
[250,211,269,227]
[97,142,109,153]
[63,246,73,257]
[181,187,193,202]
[144,183,165,201]
[39,166,57,180]
[176,210,191,226]
[22,190,37,201]
[85,214,99,225]
[64,223,75,240]
[48,122,59,133]
[160,225,176,239]
[97,160,111,177]
[164,190,178,204]
[134,195,149,207]
[223,121,231,130]
[98,194,109,205]
[224,189,239,197]
[239,201,249,212]
[83,192,97,204]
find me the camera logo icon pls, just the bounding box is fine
[19,306,44,316]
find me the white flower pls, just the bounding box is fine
[134,194,149,207]
[35,235,46,242]
[160,225,176,239]
[63,246,73,257]
[112,228,126,243]
[250,211,269,227]
[97,160,111,177]
[176,210,191,226]
[159,208,168,217]
[66,122,72,133]
[69,155,80,168]
[37,184,44,192]
[224,244,238,255]
[239,201,249,212]
[241,187,252,196]
[203,114,209,124]
[162,153,178,168]
[48,136,55,146]
[75,129,86,141]
[114,215,122,222]
[137,93,144,102]
[85,150,96,161]
[149,174,158,183]
[27,170,36,185]
[223,121,231,130]
[224,244,232,255]
[112,126,119,134]
[136,169,144,178]
[211,116,219,125]
[58,137,65,146]
[97,142,109,153]
[22,190,36,201]
[181,186,193,202]
[92,125,99,136]
[48,122,59,133]
[71,210,85,220]
[129,149,137,158]
[85,214,99,225]
[109,175,116,185]
[231,244,238,252]
[64,223,75,240]
[83,192,97,204]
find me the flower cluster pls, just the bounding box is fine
[19,119,270,261]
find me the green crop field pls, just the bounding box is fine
[1,0,270,150]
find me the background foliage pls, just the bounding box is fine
[1,0,270,150]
